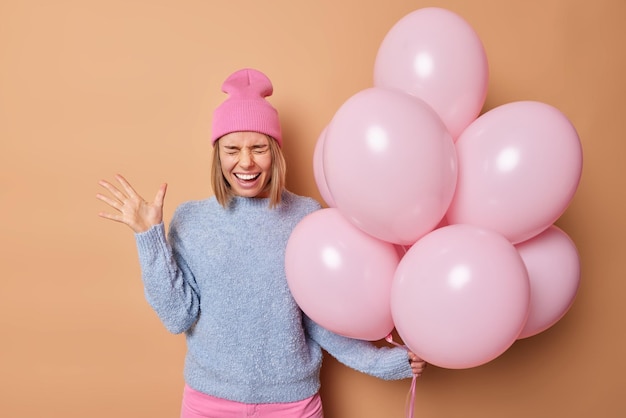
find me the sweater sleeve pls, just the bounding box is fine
[134,222,200,334]
[303,316,413,380]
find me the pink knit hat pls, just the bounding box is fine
[211,68,282,147]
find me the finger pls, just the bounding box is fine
[411,360,426,368]
[98,179,128,203]
[413,362,426,370]
[153,183,167,207]
[115,174,141,200]
[97,211,125,223]
[96,193,123,211]
[412,369,422,377]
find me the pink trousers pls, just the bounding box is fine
[180,385,324,418]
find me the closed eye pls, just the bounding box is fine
[251,145,269,154]
[221,144,268,156]
[223,146,240,155]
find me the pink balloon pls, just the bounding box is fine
[285,208,399,341]
[447,101,583,244]
[394,244,411,260]
[324,87,457,246]
[374,7,488,139]
[391,224,530,369]
[312,127,336,207]
[516,225,581,339]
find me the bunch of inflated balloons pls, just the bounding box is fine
[285,7,582,369]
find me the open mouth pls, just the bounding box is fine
[235,173,261,182]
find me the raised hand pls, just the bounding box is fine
[96,174,167,233]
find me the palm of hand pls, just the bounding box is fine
[96,174,167,233]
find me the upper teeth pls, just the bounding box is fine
[236,173,258,180]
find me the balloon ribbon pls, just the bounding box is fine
[385,334,417,418]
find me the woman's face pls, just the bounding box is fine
[219,131,273,198]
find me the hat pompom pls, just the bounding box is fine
[222,69,273,99]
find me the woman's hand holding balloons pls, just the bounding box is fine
[294,6,582,372]
[408,352,427,377]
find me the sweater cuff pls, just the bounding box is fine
[382,346,415,380]
[134,223,167,253]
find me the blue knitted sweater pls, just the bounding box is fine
[134,190,413,404]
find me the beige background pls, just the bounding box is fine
[1,0,624,417]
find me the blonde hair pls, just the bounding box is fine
[211,135,286,209]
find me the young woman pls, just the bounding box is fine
[97,68,425,418]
